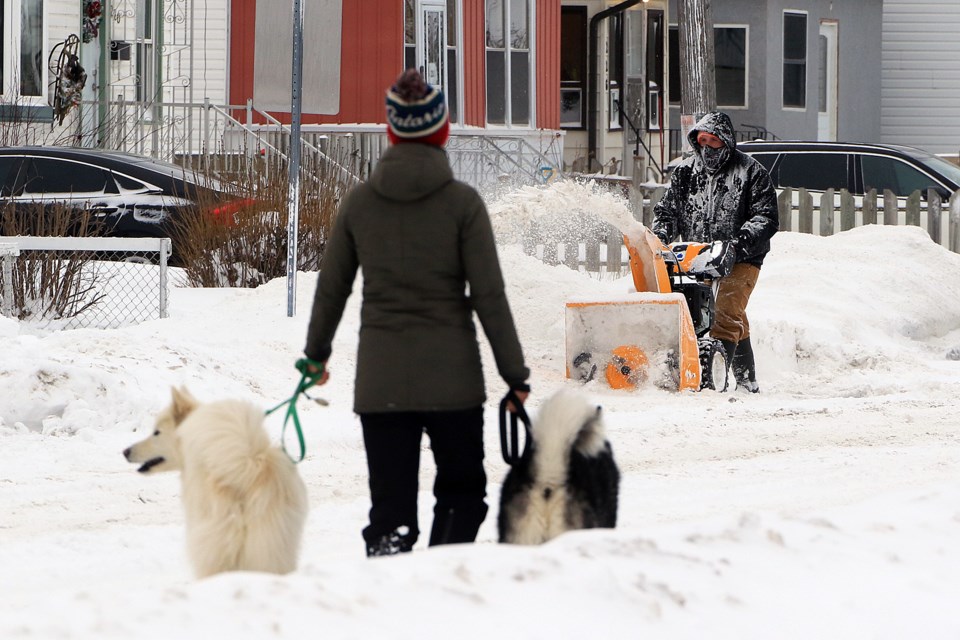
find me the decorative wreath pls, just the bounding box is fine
[82,0,102,43]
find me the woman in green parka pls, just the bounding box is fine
[302,69,530,557]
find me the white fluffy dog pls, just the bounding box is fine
[498,388,620,545]
[124,386,308,578]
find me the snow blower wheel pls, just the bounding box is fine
[605,345,650,390]
[698,338,730,392]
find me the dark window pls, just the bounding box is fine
[669,25,746,108]
[114,172,148,191]
[0,157,25,196]
[862,155,940,197]
[715,27,746,107]
[783,12,807,108]
[776,152,847,192]
[22,158,113,195]
[560,6,587,129]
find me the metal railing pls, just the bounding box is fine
[0,236,171,331]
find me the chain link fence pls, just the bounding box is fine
[0,237,171,331]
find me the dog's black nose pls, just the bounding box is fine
[123,447,131,460]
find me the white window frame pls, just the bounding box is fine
[484,0,536,128]
[714,23,749,110]
[1,0,49,105]
[782,10,808,111]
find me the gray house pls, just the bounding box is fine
[666,0,883,146]
[882,0,960,157]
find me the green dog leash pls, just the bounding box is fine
[266,358,327,463]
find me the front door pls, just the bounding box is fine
[817,21,838,141]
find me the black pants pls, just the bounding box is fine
[360,407,488,549]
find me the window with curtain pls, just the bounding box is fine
[783,11,807,109]
[486,0,531,126]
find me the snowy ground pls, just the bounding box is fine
[2,182,960,639]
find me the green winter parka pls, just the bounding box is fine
[304,143,529,413]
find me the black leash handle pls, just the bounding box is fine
[499,390,531,466]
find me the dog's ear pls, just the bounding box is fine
[170,386,199,423]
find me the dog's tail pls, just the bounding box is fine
[177,400,284,494]
[529,388,607,485]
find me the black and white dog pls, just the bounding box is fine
[498,389,620,545]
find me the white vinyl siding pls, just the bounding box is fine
[882,1,960,155]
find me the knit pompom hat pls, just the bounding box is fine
[385,68,450,147]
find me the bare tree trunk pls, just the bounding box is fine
[676,0,716,141]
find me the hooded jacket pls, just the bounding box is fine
[652,111,779,266]
[304,143,529,413]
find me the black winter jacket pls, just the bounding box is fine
[652,111,779,266]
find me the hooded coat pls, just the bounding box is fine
[304,143,529,413]
[652,111,779,266]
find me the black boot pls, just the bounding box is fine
[733,337,760,393]
[429,504,488,547]
[365,527,416,558]
[718,339,737,373]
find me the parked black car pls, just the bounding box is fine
[0,146,247,264]
[738,140,960,200]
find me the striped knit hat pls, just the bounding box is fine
[385,68,450,146]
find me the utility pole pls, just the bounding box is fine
[676,0,716,149]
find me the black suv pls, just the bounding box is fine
[738,140,960,200]
[0,146,243,263]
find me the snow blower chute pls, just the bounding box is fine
[566,225,735,392]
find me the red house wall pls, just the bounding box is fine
[462,0,486,127]
[229,0,559,129]
[536,0,560,130]
[229,0,403,124]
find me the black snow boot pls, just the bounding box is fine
[718,339,737,373]
[365,527,416,558]
[733,337,760,393]
[428,504,488,547]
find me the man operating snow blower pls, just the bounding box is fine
[652,111,779,392]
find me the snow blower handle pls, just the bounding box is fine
[499,389,532,466]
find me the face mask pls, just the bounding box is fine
[700,144,730,172]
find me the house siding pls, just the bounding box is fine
[462,0,486,126]
[230,0,402,124]
[536,0,560,130]
[882,0,960,154]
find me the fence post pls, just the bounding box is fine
[883,190,898,226]
[585,239,600,272]
[820,188,835,235]
[951,191,960,254]
[798,188,813,234]
[203,97,211,174]
[840,189,855,231]
[928,189,942,245]
[863,189,878,226]
[777,187,792,232]
[606,231,623,274]
[159,238,170,319]
[905,190,921,227]
[0,242,19,318]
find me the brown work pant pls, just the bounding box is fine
[711,263,760,344]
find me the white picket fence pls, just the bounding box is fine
[524,186,960,276]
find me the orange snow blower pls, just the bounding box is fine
[566,225,735,392]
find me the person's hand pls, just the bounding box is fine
[508,390,529,413]
[296,357,329,389]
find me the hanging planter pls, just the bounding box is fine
[82,0,102,43]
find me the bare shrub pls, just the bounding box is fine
[174,153,342,288]
[0,202,106,321]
